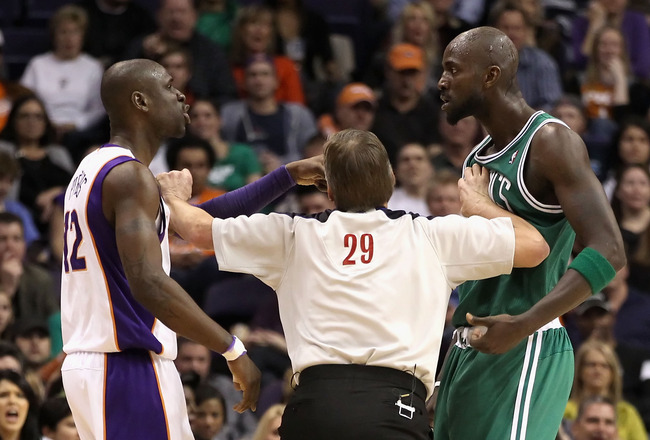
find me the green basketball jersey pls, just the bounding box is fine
[452,111,576,327]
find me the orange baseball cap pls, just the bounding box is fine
[336,83,376,107]
[388,43,424,71]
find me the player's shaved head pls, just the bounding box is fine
[101,59,166,120]
[451,26,518,87]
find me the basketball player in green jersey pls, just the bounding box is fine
[433,27,626,440]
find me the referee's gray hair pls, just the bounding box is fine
[324,129,394,212]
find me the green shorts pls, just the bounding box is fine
[433,327,573,440]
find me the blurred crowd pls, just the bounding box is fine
[0,0,648,438]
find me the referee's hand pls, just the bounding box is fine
[227,354,261,413]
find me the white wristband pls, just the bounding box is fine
[222,336,247,361]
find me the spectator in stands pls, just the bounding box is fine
[429,0,471,56]
[0,95,74,236]
[250,404,284,440]
[124,0,237,105]
[388,142,433,215]
[551,94,617,181]
[0,30,33,133]
[426,168,461,217]
[603,265,650,430]
[564,340,648,440]
[265,0,336,110]
[364,1,439,96]
[0,213,58,324]
[607,263,650,349]
[579,25,630,126]
[601,117,650,199]
[490,0,563,111]
[317,82,376,138]
[79,0,157,68]
[158,46,196,106]
[572,0,650,81]
[175,338,257,440]
[295,185,334,215]
[0,152,39,247]
[221,54,317,167]
[230,5,305,105]
[195,0,239,51]
[0,369,40,440]
[188,98,261,191]
[191,383,227,440]
[567,288,650,427]
[0,341,23,372]
[371,43,440,165]
[20,5,105,144]
[12,318,53,403]
[429,114,482,175]
[570,396,619,440]
[610,163,650,294]
[39,396,79,440]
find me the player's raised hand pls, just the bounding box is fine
[466,312,529,354]
[286,155,327,191]
[227,354,261,413]
[156,169,193,202]
[459,164,491,217]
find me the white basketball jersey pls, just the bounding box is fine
[211,209,516,397]
[61,145,177,359]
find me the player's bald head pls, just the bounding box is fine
[100,59,166,118]
[449,26,518,83]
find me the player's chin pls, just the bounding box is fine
[171,124,187,138]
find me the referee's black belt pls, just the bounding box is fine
[298,364,427,401]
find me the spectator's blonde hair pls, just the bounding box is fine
[324,129,394,212]
[50,4,88,36]
[571,340,622,404]
[231,5,276,65]
[584,25,630,85]
[392,1,438,68]
[252,404,285,440]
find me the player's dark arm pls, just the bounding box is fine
[519,125,625,327]
[468,125,625,353]
[104,161,260,411]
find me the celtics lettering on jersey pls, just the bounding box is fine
[453,111,577,327]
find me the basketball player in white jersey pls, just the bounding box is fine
[156,129,550,439]
[60,59,325,440]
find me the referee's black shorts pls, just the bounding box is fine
[279,364,432,440]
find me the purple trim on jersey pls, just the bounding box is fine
[105,351,169,440]
[197,165,295,218]
[87,156,163,354]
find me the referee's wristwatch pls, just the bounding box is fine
[222,335,247,361]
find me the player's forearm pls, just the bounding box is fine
[132,272,234,354]
[465,200,549,267]
[167,198,214,250]
[518,270,594,335]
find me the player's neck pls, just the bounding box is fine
[481,101,536,151]
[108,132,158,166]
